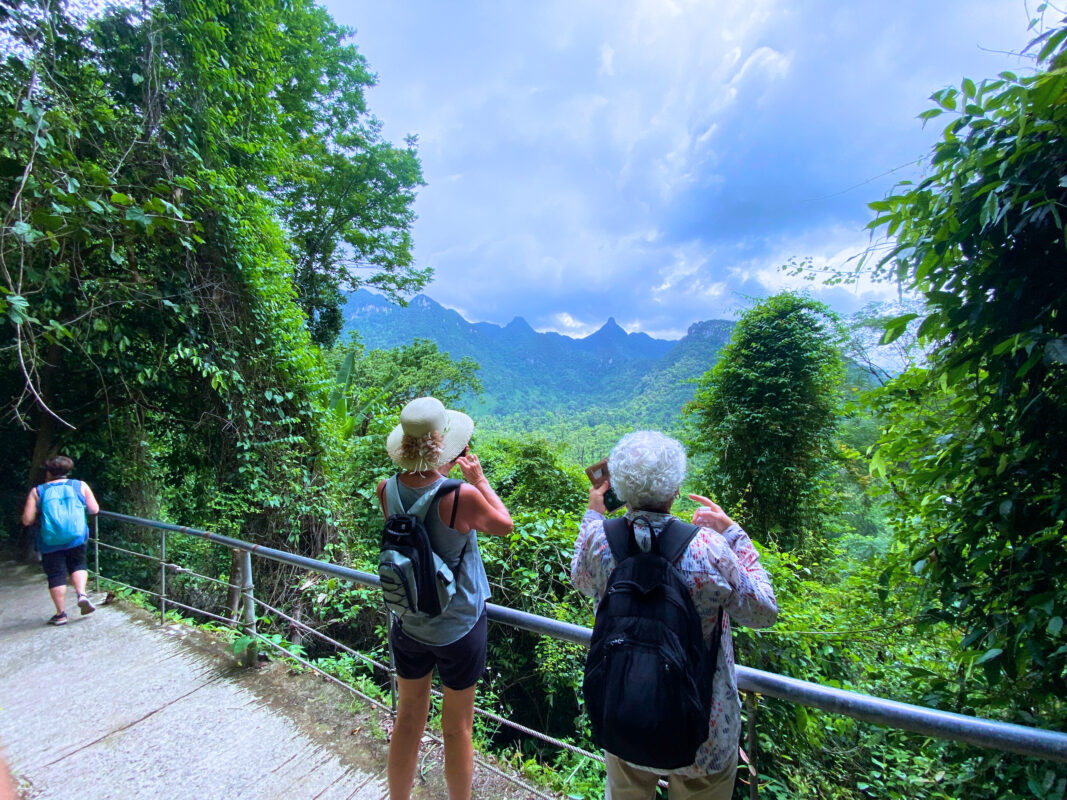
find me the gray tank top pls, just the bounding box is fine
[384,476,491,646]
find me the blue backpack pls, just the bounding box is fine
[36,480,88,550]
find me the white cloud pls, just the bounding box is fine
[739,225,906,309]
[635,323,690,340]
[537,311,600,337]
[599,43,616,77]
[332,0,1034,335]
[730,46,791,87]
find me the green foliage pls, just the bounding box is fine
[685,293,846,555]
[0,0,427,559]
[479,409,648,471]
[866,20,1067,742]
[346,338,483,415]
[478,437,587,515]
[266,6,427,347]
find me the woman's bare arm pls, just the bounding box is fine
[20,490,37,528]
[440,454,513,535]
[376,479,389,521]
[82,482,100,515]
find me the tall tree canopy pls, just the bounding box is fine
[0,0,424,549]
[868,21,1067,726]
[685,292,844,554]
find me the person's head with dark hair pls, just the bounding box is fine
[44,456,74,479]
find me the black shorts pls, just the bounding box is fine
[389,611,488,691]
[41,544,88,588]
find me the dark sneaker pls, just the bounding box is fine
[48,612,68,626]
[77,594,96,615]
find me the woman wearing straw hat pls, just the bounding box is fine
[377,396,513,800]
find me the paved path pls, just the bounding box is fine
[0,561,388,800]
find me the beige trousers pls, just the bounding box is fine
[604,752,736,800]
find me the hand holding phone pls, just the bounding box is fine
[585,459,626,512]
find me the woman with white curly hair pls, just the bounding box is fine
[376,397,513,800]
[571,430,778,800]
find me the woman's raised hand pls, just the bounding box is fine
[457,452,487,485]
[688,494,734,533]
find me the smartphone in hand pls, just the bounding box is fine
[584,459,626,512]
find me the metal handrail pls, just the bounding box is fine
[93,509,1067,764]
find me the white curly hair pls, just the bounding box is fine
[608,430,687,511]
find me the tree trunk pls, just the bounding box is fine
[289,598,305,648]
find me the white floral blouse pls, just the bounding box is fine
[571,508,778,776]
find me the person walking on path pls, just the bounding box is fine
[376,397,513,800]
[21,455,100,626]
[572,431,778,800]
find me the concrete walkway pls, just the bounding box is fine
[0,561,392,800]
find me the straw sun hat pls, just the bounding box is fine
[386,397,474,472]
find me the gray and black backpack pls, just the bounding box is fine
[378,477,463,618]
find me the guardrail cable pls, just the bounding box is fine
[97,540,159,562]
[249,628,393,714]
[98,540,238,591]
[251,595,393,674]
[92,537,573,800]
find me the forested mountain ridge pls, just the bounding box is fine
[341,289,733,421]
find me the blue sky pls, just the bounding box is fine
[323,1,1037,340]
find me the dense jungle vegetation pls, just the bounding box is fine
[2,2,1066,798]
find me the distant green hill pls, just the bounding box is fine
[342,290,734,425]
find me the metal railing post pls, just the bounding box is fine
[159,529,167,625]
[93,514,100,593]
[240,549,257,667]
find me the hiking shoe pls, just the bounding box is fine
[48,612,68,626]
[77,594,96,615]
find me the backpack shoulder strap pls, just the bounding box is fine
[383,475,405,517]
[603,516,635,564]
[657,517,701,565]
[396,477,462,522]
[36,481,66,501]
[425,478,462,528]
[433,479,462,505]
[430,479,468,570]
[439,479,462,528]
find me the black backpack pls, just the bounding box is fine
[379,478,463,618]
[583,515,724,770]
